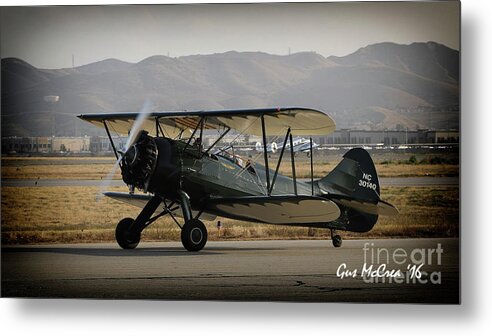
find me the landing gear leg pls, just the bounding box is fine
[178,190,208,252]
[115,196,162,249]
[330,229,342,248]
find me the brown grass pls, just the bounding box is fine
[2,158,458,180]
[278,162,458,178]
[1,164,116,180]
[1,157,111,162]
[1,185,459,245]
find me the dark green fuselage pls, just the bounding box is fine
[152,138,312,206]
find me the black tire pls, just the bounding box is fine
[181,219,208,252]
[115,218,141,249]
[332,235,342,248]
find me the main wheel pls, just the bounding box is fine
[332,234,342,248]
[181,219,208,252]
[115,217,141,249]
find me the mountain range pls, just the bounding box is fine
[1,41,459,137]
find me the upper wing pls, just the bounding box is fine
[77,107,336,137]
[206,195,340,224]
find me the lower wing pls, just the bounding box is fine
[103,192,217,221]
[206,195,340,224]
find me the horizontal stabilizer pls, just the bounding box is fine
[330,196,399,216]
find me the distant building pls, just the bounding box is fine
[313,129,459,146]
[52,137,91,152]
[89,136,127,154]
[432,130,460,143]
[1,136,90,154]
[2,137,52,153]
[1,129,459,155]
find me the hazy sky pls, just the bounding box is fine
[0,1,460,69]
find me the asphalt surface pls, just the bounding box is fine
[1,176,458,187]
[1,238,459,303]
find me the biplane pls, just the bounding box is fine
[255,136,319,154]
[78,107,398,252]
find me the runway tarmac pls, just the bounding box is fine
[1,176,458,187]
[1,238,459,303]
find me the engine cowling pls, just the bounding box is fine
[121,131,158,192]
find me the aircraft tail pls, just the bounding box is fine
[255,141,277,153]
[317,148,397,232]
[318,148,380,202]
[255,142,262,152]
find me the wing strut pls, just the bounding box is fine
[289,133,298,195]
[103,120,119,160]
[183,117,204,153]
[310,137,314,195]
[203,127,231,155]
[155,118,167,137]
[269,127,291,195]
[260,115,271,193]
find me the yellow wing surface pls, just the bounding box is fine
[78,107,336,137]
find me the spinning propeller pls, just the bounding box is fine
[98,100,153,199]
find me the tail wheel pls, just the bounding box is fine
[181,219,208,252]
[115,217,141,249]
[332,235,342,248]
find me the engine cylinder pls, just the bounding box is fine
[121,131,158,191]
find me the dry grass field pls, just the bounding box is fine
[277,162,458,178]
[1,185,459,245]
[1,156,459,179]
[1,154,459,244]
[1,157,114,180]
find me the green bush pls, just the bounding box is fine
[408,155,418,164]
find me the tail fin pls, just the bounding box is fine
[255,142,262,152]
[318,148,380,202]
[256,141,278,153]
[318,148,397,232]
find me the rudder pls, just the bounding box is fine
[318,147,380,202]
[317,148,398,232]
